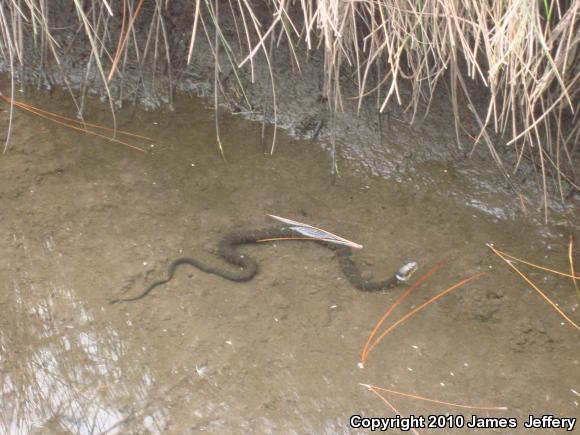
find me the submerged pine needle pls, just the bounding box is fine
[0,95,147,152]
[361,384,508,411]
[492,246,580,280]
[362,386,421,435]
[0,95,153,141]
[364,272,486,360]
[568,236,580,303]
[360,259,447,366]
[488,244,579,331]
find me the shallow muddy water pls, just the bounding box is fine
[0,92,578,434]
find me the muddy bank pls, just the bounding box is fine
[1,1,577,225]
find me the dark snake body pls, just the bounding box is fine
[111,227,413,303]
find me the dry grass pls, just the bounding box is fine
[0,0,577,219]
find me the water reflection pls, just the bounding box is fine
[0,236,164,434]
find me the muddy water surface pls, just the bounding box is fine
[0,93,578,434]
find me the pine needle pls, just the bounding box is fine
[363,273,486,363]
[361,384,508,411]
[488,244,579,331]
[360,259,447,366]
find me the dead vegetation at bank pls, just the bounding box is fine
[0,0,577,220]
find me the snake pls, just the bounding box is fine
[110,226,418,303]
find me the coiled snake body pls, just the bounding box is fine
[111,227,417,303]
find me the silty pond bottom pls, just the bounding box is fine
[0,92,578,434]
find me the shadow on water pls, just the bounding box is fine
[0,92,578,434]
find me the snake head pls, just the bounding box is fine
[395,262,418,282]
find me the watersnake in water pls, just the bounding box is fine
[110,226,417,303]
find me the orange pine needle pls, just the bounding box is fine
[0,95,153,141]
[363,386,421,435]
[492,246,580,279]
[360,259,447,366]
[568,236,580,302]
[108,0,145,82]
[489,245,579,331]
[0,96,146,152]
[109,0,128,82]
[361,384,507,411]
[364,272,486,362]
[20,104,145,152]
